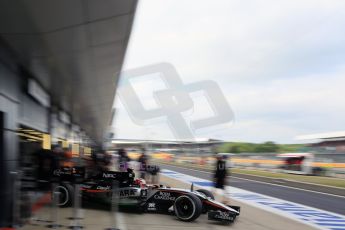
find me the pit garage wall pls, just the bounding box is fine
[0,39,49,226]
[0,40,21,226]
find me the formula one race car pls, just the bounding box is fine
[141,186,240,222]
[53,167,240,223]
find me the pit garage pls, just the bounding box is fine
[0,0,137,226]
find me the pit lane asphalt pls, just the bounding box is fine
[159,163,345,215]
[24,178,316,230]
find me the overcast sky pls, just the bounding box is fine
[113,0,345,143]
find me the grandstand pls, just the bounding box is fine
[296,131,345,153]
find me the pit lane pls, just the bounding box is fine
[159,163,345,216]
[22,174,316,230]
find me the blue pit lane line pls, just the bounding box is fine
[161,168,345,230]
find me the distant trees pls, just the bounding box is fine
[217,141,304,153]
[255,141,279,153]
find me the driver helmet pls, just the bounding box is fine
[134,178,147,188]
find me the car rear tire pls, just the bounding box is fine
[53,183,74,207]
[174,193,202,222]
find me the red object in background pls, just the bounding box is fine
[134,178,147,188]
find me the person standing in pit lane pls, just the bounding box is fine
[118,148,130,172]
[138,148,148,180]
[213,153,230,204]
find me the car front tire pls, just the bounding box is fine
[174,193,202,222]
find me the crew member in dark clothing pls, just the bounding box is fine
[118,148,130,172]
[214,154,227,188]
[138,148,148,179]
[213,153,229,204]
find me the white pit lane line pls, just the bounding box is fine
[161,169,345,230]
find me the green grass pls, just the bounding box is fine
[217,142,306,153]
[155,160,345,189]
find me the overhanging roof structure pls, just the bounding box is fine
[0,0,137,143]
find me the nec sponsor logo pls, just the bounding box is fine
[103,173,117,179]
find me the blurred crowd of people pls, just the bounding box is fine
[117,148,159,183]
[33,144,160,186]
